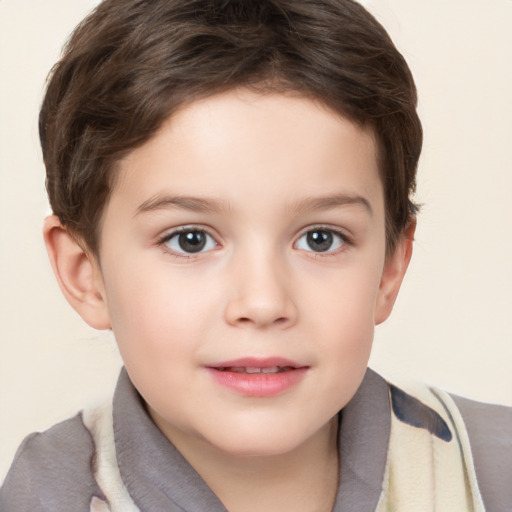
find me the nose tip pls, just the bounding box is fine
[226,302,293,329]
[224,269,297,329]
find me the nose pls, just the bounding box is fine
[224,252,298,329]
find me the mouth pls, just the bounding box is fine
[207,357,307,373]
[205,358,308,397]
[214,366,296,374]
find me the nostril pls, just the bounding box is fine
[225,294,297,328]
[235,316,288,326]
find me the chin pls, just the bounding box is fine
[204,421,329,459]
[215,438,303,458]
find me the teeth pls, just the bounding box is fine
[221,366,289,374]
[261,366,280,374]
[246,367,263,374]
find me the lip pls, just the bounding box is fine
[205,357,309,397]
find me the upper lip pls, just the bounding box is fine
[206,357,307,369]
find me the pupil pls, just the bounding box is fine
[178,231,206,253]
[307,231,332,252]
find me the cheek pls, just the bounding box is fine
[301,260,382,358]
[305,260,382,322]
[103,261,219,360]
[307,272,380,409]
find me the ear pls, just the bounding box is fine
[374,220,416,325]
[43,215,111,330]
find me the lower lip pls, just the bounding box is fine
[206,368,308,397]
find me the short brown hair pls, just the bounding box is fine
[40,0,422,255]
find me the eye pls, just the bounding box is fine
[161,228,217,255]
[295,228,348,253]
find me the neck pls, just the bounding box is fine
[167,416,340,512]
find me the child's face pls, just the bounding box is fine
[89,90,408,457]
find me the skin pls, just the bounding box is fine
[44,90,413,512]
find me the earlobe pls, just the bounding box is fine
[43,215,111,330]
[374,220,416,325]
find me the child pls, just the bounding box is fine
[1,0,510,510]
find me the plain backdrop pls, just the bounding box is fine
[1,0,511,480]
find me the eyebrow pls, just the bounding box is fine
[135,193,372,216]
[291,193,373,216]
[135,195,229,216]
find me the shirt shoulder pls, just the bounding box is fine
[451,394,512,511]
[0,412,103,512]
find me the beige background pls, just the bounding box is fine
[1,0,511,480]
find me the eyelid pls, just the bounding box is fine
[294,225,352,254]
[157,225,220,257]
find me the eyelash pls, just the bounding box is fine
[295,226,352,256]
[157,225,352,259]
[157,226,218,259]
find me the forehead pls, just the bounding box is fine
[108,90,383,220]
